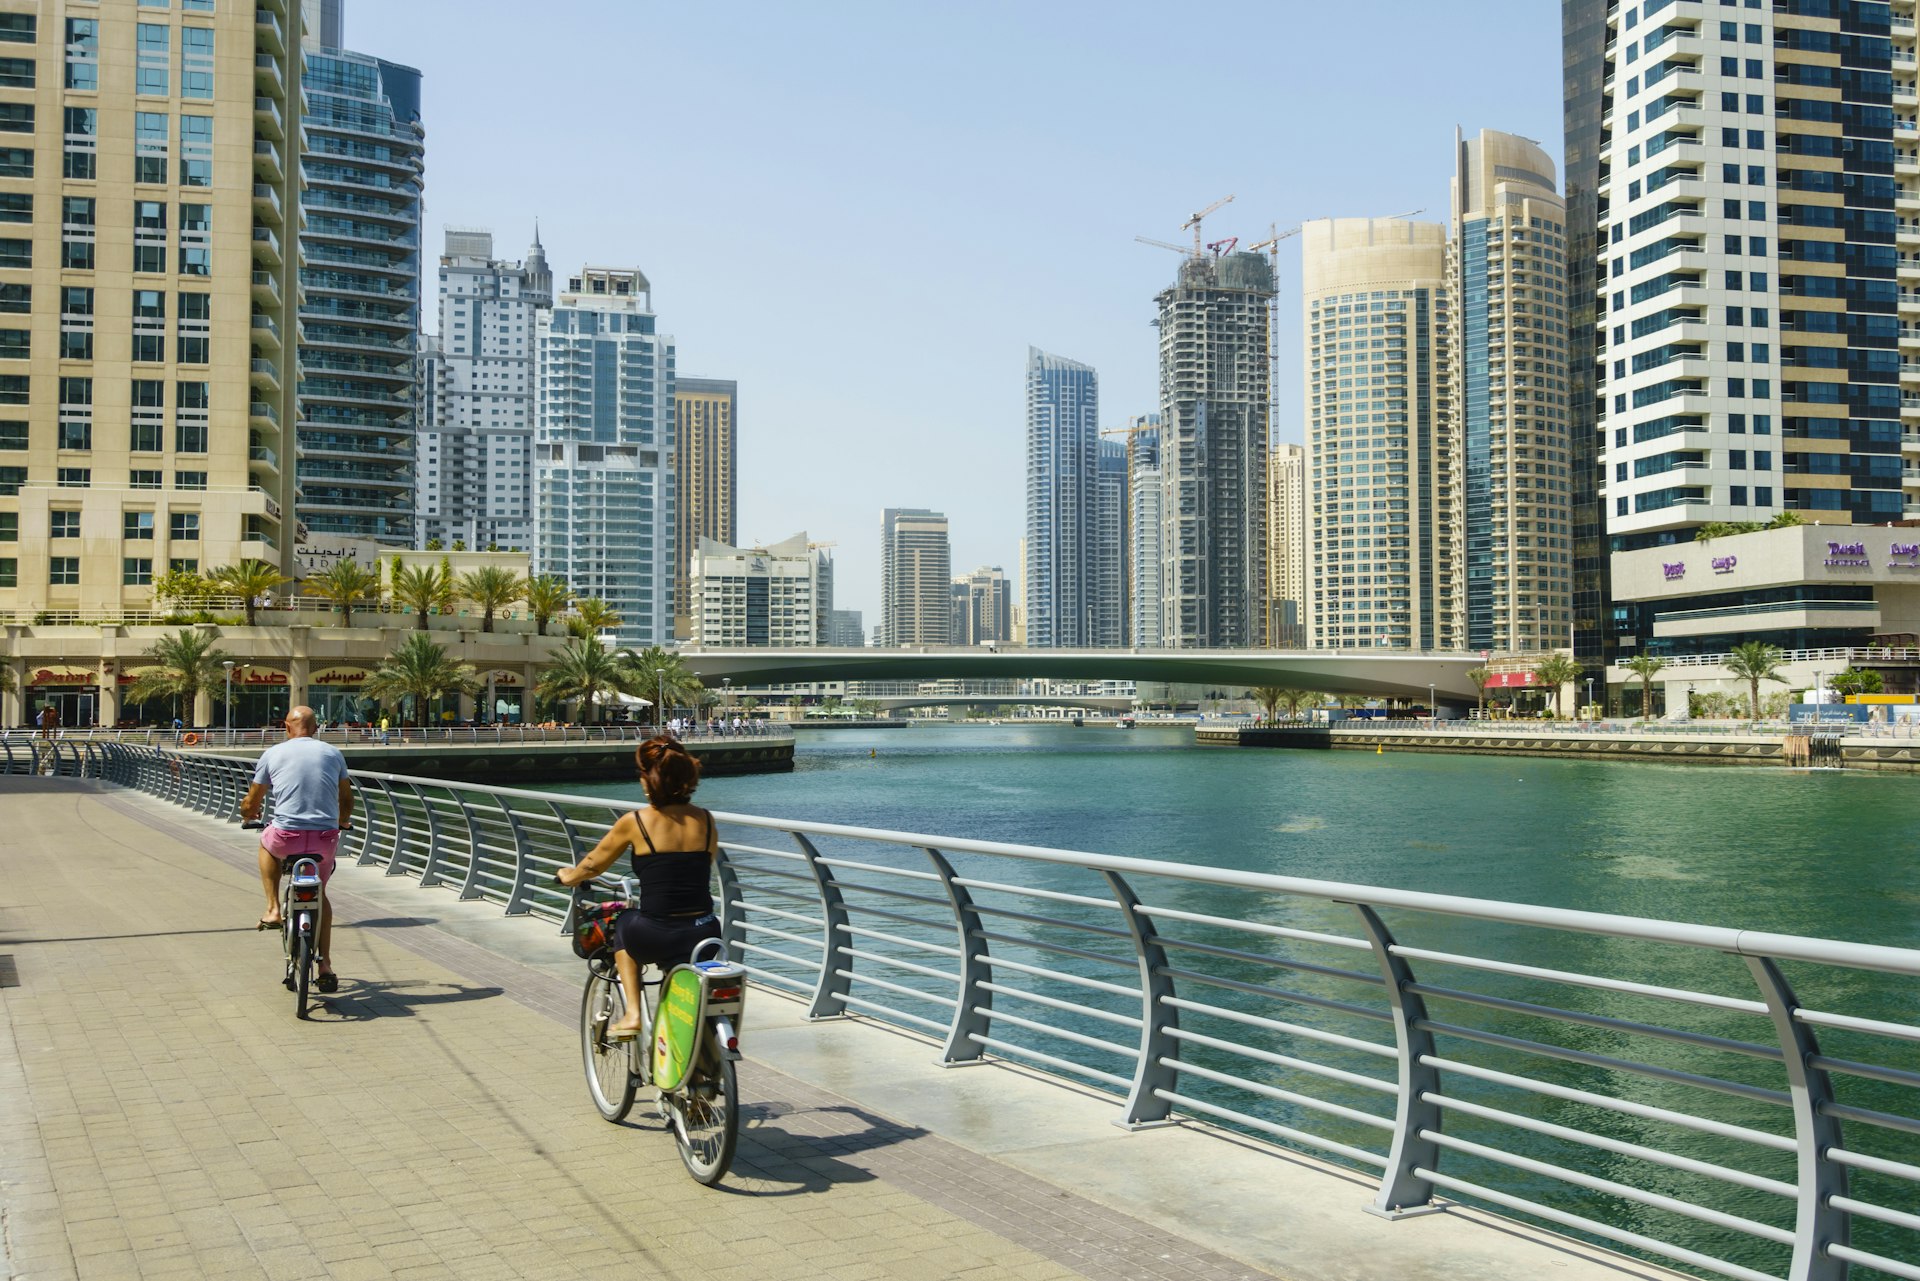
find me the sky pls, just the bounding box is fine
[348,1,1565,624]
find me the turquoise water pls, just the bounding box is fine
[573,724,1920,949]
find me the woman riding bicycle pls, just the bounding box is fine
[556,735,720,1040]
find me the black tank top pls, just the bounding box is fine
[628,808,715,918]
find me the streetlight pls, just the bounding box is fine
[723,676,731,728]
[1586,677,1595,723]
[221,660,235,746]
[1428,682,1436,728]
[657,670,666,735]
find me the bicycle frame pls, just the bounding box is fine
[282,855,325,1018]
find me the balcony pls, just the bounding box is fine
[253,139,283,182]
[254,52,284,97]
[252,225,281,266]
[252,182,282,223]
[254,95,284,141]
[254,9,285,56]
[249,400,280,428]
[249,444,280,476]
[250,269,280,306]
[250,358,281,392]
[250,312,282,350]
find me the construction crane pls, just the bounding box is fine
[1207,237,1239,256]
[1134,235,1190,257]
[1183,194,1234,257]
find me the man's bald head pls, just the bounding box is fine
[286,705,319,736]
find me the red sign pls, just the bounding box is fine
[242,670,288,686]
[1486,672,1538,688]
[29,667,96,686]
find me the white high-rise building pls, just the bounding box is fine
[418,228,552,551]
[1268,444,1306,648]
[689,532,821,648]
[1024,348,1102,648]
[880,507,951,646]
[534,267,674,648]
[1126,418,1164,648]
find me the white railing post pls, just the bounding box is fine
[926,847,992,1066]
[793,831,852,1019]
[1102,870,1179,1128]
[1355,904,1444,1219]
[1746,956,1849,1281]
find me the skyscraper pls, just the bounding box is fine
[1449,129,1572,654]
[880,507,950,646]
[1023,348,1101,647]
[0,1,305,616]
[1092,438,1127,646]
[951,565,1012,646]
[1301,218,1457,651]
[1126,417,1163,648]
[673,377,736,638]
[1267,444,1306,647]
[688,532,819,648]
[1155,251,1274,647]
[1576,2,1920,657]
[1563,0,1611,669]
[534,267,674,647]
[417,227,550,551]
[296,42,423,545]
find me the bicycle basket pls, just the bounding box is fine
[571,900,629,959]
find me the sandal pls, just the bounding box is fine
[316,970,339,994]
[257,915,282,931]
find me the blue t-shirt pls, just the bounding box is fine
[253,736,349,831]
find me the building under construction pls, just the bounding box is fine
[1154,251,1276,648]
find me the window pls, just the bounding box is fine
[0,237,29,269]
[0,558,13,587]
[1755,450,1772,470]
[134,112,168,184]
[123,558,154,587]
[130,379,164,451]
[60,196,92,270]
[178,202,209,275]
[1727,377,1746,397]
[1729,450,1747,470]
[0,284,24,314]
[58,376,90,449]
[136,23,169,95]
[133,199,166,273]
[64,18,96,90]
[178,115,211,188]
[176,292,209,364]
[0,376,25,405]
[129,469,162,489]
[1729,413,1747,434]
[0,102,31,135]
[1749,272,1767,291]
[0,466,23,495]
[60,286,91,360]
[0,328,25,360]
[173,471,207,490]
[181,26,213,99]
[1730,485,1748,506]
[56,468,90,488]
[0,192,29,224]
[176,381,208,452]
[0,57,31,89]
[133,290,165,363]
[124,511,155,540]
[50,511,79,538]
[63,106,95,180]
[183,0,213,9]
[49,557,79,586]
[169,511,199,540]
[1755,486,1773,506]
[0,14,35,43]
[1722,163,1741,183]
[0,512,13,540]
[168,558,197,575]
[1727,341,1745,361]
[1724,234,1742,255]
[0,420,21,449]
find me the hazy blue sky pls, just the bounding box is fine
[350,1,1563,622]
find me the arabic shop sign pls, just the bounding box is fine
[1824,540,1871,570]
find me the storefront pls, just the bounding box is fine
[479,670,524,724]
[308,666,374,725]
[228,667,290,729]
[26,667,98,728]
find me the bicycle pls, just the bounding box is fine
[244,819,327,1020]
[568,880,746,1185]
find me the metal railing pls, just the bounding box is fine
[46,744,1920,1281]
[1,724,790,749]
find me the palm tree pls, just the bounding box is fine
[1467,666,1492,721]
[537,637,637,723]
[1530,654,1586,718]
[210,559,288,627]
[1249,687,1287,723]
[1250,687,1318,722]
[615,645,702,727]
[362,632,480,727]
[457,565,525,633]
[524,575,573,637]
[390,558,453,631]
[567,597,622,640]
[125,629,231,725]
[1723,641,1788,724]
[306,559,383,629]
[1623,654,1668,719]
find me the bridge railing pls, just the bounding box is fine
[72,744,1920,1281]
[0,724,790,749]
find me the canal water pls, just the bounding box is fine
[557,725,1919,1276]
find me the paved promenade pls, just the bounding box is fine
[0,778,1687,1281]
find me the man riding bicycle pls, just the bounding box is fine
[242,704,354,992]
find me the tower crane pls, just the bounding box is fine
[1182,194,1234,257]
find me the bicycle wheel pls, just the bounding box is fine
[670,1053,738,1185]
[579,971,636,1122]
[291,927,312,1020]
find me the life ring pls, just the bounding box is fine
[182,732,201,746]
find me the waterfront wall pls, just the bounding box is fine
[1198,723,1920,772]
[207,736,794,781]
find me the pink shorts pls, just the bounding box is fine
[261,826,339,882]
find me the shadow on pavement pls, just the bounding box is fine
[712,1101,932,1198]
[6,925,257,945]
[341,916,440,930]
[305,978,505,1021]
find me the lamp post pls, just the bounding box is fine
[221,660,235,746]
[1428,682,1436,728]
[723,676,731,728]
[1586,677,1595,723]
